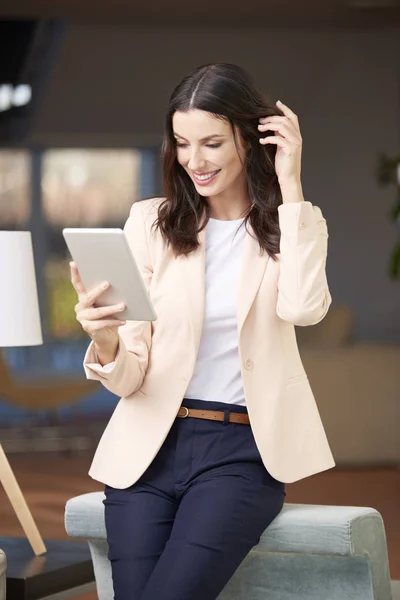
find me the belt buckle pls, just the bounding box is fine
[179,406,189,418]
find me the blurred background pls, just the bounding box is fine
[0,0,399,593]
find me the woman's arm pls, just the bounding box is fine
[276,201,332,326]
[83,200,153,397]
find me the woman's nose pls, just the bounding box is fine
[187,151,206,171]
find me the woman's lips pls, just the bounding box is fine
[192,170,221,186]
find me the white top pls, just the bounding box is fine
[100,217,247,407]
[184,216,247,406]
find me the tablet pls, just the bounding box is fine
[62,228,157,322]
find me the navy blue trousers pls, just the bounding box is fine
[103,398,286,600]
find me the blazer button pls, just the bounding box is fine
[244,358,253,370]
[299,221,307,229]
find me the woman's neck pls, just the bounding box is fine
[207,186,251,221]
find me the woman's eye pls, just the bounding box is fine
[175,142,221,149]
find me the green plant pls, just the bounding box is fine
[377,152,400,279]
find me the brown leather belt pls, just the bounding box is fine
[177,406,250,425]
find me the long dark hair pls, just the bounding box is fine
[152,62,284,258]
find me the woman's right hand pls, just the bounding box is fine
[70,261,126,353]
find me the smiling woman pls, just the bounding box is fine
[173,110,247,201]
[77,62,334,600]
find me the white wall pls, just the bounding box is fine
[28,25,400,343]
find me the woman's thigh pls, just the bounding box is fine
[103,482,178,600]
[140,463,285,600]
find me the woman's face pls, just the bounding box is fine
[172,109,247,199]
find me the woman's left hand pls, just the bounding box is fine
[258,100,302,190]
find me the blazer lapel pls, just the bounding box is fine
[179,221,270,353]
[237,223,270,336]
[178,227,206,354]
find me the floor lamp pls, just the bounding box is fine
[0,231,46,556]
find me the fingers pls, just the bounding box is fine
[76,303,127,337]
[259,136,289,148]
[258,121,299,143]
[259,103,301,136]
[82,280,112,309]
[70,262,86,296]
[70,262,112,308]
[69,262,127,339]
[276,100,299,123]
[260,101,298,124]
[259,115,294,125]
[77,303,126,322]
[258,106,302,150]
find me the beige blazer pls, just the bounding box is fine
[84,197,335,488]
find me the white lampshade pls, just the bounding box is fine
[0,231,43,347]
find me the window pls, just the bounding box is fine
[42,149,139,226]
[42,149,141,338]
[0,150,30,228]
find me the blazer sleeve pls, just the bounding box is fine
[83,200,153,398]
[276,201,332,327]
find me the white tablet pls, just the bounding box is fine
[62,228,157,322]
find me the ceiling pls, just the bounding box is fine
[0,0,400,27]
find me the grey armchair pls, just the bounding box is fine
[0,549,6,600]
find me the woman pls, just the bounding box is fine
[70,63,335,600]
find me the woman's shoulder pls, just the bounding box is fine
[130,197,165,220]
[128,198,166,249]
